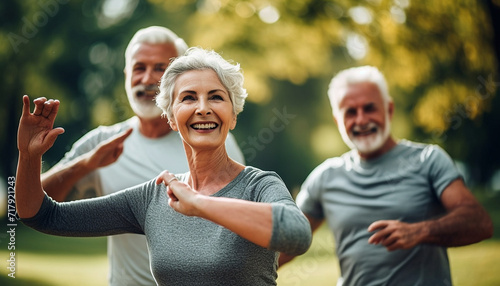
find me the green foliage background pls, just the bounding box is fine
[2,0,500,192]
[1,1,500,285]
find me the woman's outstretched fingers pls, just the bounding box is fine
[32,97,47,116]
[47,99,60,121]
[22,95,31,117]
[18,95,65,157]
[45,126,66,149]
[41,99,55,118]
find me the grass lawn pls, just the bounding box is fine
[0,224,108,286]
[1,190,498,285]
[0,224,498,285]
[277,225,500,286]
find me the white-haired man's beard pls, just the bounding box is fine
[126,84,163,119]
[339,115,391,155]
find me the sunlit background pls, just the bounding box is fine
[1,0,499,285]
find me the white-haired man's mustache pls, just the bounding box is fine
[351,122,379,136]
[132,84,159,97]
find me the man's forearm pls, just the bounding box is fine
[421,204,493,246]
[42,154,93,202]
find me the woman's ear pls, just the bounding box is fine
[229,114,237,130]
[169,118,178,131]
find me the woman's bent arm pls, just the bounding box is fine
[157,170,312,254]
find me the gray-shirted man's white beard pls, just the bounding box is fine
[126,84,163,120]
[338,113,391,155]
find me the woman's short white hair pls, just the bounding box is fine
[124,26,188,68]
[156,47,248,121]
[328,66,391,118]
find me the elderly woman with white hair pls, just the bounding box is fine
[15,47,312,285]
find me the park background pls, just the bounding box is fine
[1,0,499,285]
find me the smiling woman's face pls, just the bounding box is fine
[169,69,236,150]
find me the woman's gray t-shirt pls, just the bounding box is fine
[23,166,312,285]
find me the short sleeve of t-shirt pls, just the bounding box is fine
[53,120,133,198]
[296,144,462,218]
[422,144,463,199]
[296,158,343,220]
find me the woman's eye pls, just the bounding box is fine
[181,95,195,102]
[211,95,224,100]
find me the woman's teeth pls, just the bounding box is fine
[192,123,217,130]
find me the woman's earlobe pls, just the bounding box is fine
[169,120,178,131]
[230,115,237,130]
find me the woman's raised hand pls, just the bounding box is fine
[18,95,65,158]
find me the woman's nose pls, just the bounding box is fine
[196,97,212,115]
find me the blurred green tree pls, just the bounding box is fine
[1,0,196,178]
[2,0,499,193]
[171,0,500,188]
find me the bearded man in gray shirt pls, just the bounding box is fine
[279,66,493,286]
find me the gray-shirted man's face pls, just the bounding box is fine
[336,82,392,155]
